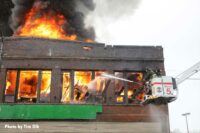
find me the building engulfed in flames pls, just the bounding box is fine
[0,37,165,104]
[0,37,170,133]
[0,1,170,132]
[1,2,152,104]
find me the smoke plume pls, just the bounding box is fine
[0,1,13,36]
[10,0,95,40]
[92,0,141,19]
[0,0,141,41]
[86,0,141,42]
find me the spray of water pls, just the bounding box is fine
[101,73,133,83]
[87,73,130,94]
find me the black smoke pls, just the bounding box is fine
[1,0,95,40]
[0,0,14,36]
[0,0,141,41]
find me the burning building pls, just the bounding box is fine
[0,0,170,132]
[0,37,170,132]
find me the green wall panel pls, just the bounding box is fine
[0,104,102,120]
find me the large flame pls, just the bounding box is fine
[116,72,145,103]
[5,70,145,103]
[5,70,51,102]
[62,71,92,103]
[74,72,92,102]
[18,71,38,98]
[15,5,77,40]
[5,71,17,95]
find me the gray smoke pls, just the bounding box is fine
[92,0,141,19]
[10,0,95,41]
[86,0,141,42]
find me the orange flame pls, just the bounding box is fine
[61,71,92,103]
[5,70,51,102]
[5,71,17,95]
[74,72,92,101]
[18,71,38,98]
[15,5,77,40]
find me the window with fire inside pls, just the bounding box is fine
[4,70,146,104]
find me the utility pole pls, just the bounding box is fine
[182,112,190,133]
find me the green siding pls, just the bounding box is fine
[0,104,102,120]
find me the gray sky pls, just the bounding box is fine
[87,0,200,132]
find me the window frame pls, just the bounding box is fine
[3,69,52,104]
[114,71,145,105]
[61,70,72,103]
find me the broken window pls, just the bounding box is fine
[126,72,144,104]
[94,71,106,94]
[17,71,39,103]
[61,72,71,103]
[40,71,51,103]
[74,71,92,102]
[61,71,105,103]
[114,72,144,104]
[4,70,52,103]
[114,72,125,103]
[4,70,18,103]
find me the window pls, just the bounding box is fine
[74,71,92,102]
[114,72,125,103]
[126,72,144,104]
[4,70,18,103]
[114,72,144,104]
[94,71,106,94]
[61,72,71,103]
[4,70,52,103]
[17,71,38,103]
[61,71,93,103]
[40,71,51,103]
